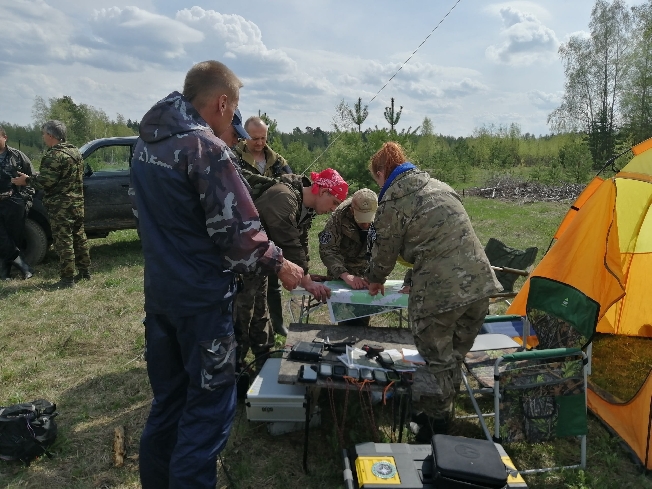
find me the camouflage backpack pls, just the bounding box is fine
[0,399,58,466]
[241,168,283,201]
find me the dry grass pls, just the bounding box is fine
[1,198,651,488]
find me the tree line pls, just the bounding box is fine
[7,0,646,190]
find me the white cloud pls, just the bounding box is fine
[529,90,561,109]
[486,6,560,66]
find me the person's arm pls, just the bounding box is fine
[319,213,348,278]
[14,149,61,192]
[188,141,284,276]
[16,150,34,177]
[262,190,309,272]
[399,268,413,294]
[365,202,404,285]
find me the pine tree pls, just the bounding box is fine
[384,98,402,133]
[347,97,369,133]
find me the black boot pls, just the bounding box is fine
[0,260,10,280]
[54,277,75,289]
[74,269,91,282]
[273,322,289,337]
[410,412,450,443]
[12,255,33,280]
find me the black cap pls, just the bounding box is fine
[232,108,249,140]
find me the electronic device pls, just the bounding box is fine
[346,367,360,380]
[289,341,324,362]
[332,364,347,380]
[373,370,388,385]
[298,364,318,383]
[362,344,384,358]
[386,370,401,383]
[318,362,333,378]
[360,368,374,381]
[377,351,394,368]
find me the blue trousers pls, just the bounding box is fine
[139,304,237,489]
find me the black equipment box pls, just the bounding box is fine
[289,341,323,362]
[345,440,526,489]
[432,435,507,489]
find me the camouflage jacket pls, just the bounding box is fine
[234,141,292,177]
[319,198,368,278]
[130,91,284,314]
[0,146,34,203]
[366,168,502,317]
[255,174,315,273]
[32,143,84,206]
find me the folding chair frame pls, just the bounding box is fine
[463,347,588,475]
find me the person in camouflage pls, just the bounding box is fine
[233,116,292,336]
[14,120,90,288]
[216,108,249,148]
[319,188,378,326]
[0,126,35,280]
[236,168,348,370]
[365,142,502,440]
[129,60,303,489]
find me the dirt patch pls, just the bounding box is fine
[465,175,585,203]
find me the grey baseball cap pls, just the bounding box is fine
[232,108,249,140]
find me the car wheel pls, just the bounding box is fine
[23,218,49,265]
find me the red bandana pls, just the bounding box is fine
[310,168,348,201]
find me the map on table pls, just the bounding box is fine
[325,279,408,323]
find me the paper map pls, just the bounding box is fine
[325,280,408,323]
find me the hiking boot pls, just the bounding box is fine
[54,277,75,289]
[12,255,33,280]
[236,370,251,400]
[273,322,289,337]
[410,412,449,443]
[74,270,91,282]
[0,260,10,280]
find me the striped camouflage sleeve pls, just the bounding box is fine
[188,138,283,275]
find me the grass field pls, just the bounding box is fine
[1,196,651,489]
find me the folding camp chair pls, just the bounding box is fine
[485,238,538,303]
[463,348,588,474]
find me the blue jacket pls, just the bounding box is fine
[130,92,283,315]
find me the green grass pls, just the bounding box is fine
[1,201,651,488]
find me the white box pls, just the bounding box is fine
[246,358,307,422]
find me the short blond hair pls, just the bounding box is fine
[244,116,267,132]
[183,60,242,109]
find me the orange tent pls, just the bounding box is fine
[507,138,652,469]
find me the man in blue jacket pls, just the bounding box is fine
[130,60,303,489]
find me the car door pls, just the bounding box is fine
[80,137,137,236]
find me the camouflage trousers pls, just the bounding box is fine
[234,273,273,368]
[410,297,489,419]
[48,202,91,279]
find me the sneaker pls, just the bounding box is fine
[74,270,91,282]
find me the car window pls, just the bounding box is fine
[84,145,132,172]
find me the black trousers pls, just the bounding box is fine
[0,197,26,262]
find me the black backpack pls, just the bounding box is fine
[0,399,58,465]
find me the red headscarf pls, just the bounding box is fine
[310,168,348,201]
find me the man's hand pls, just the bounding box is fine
[11,172,29,186]
[340,273,368,290]
[277,259,304,290]
[398,285,411,294]
[368,282,385,296]
[301,275,332,303]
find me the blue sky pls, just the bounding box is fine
[0,0,640,137]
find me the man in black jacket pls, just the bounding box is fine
[0,126,34,280]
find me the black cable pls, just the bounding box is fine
[218,453,236,489]
[302,0,463,175]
